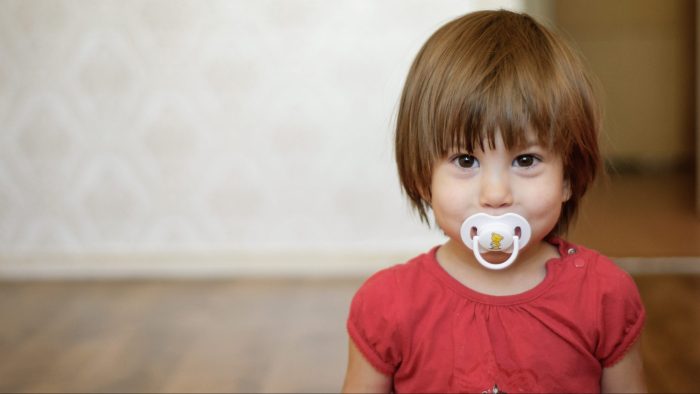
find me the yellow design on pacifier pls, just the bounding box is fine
[490,232,504,250]
[460,213,532,270]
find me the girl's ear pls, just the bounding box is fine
[562,179,572,202]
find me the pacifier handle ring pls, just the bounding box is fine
[472,235,520,270]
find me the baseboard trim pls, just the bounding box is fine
[1,253,698,280]
[0,251,412,280]
[614,257,700,275]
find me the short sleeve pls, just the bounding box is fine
[347,268,402,376]
[594,257,646,367]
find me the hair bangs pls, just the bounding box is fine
[434,53,559,157]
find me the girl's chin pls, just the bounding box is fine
[478,251,512,265]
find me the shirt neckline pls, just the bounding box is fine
[423,237,573,306]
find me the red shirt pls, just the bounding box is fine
[347,238,645,393]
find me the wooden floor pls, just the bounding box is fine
[0,172,698,393]
[0,279,357,393]
[0,276,698,393]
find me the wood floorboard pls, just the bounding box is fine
[635,274,700,393]
[0,276,697,393]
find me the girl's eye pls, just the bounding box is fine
[513,154,539,168]
[454,154,479,169]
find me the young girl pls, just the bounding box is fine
[342,10,646,393]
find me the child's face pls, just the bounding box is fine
[430,131,570,261]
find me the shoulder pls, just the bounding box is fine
[567,241,639,295]
[558,240,646,366]
[346,249,436,375]
[349,248,440,324]
[581,246,645,319]
[353,249,434,301]
[553,239,636,288]
[549,238,644,323]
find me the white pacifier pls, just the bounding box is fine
[459,213,532,270]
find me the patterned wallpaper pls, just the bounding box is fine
[0,0,522,276]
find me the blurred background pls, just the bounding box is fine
[0,0,697,392]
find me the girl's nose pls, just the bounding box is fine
[479,172,513,209]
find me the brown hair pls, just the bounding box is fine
[395,9,601,234]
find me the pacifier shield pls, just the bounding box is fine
[459,213,532,270]
[460,213,531,251]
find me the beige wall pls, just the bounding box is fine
[0,0,526,278]
[555,0,695,171]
